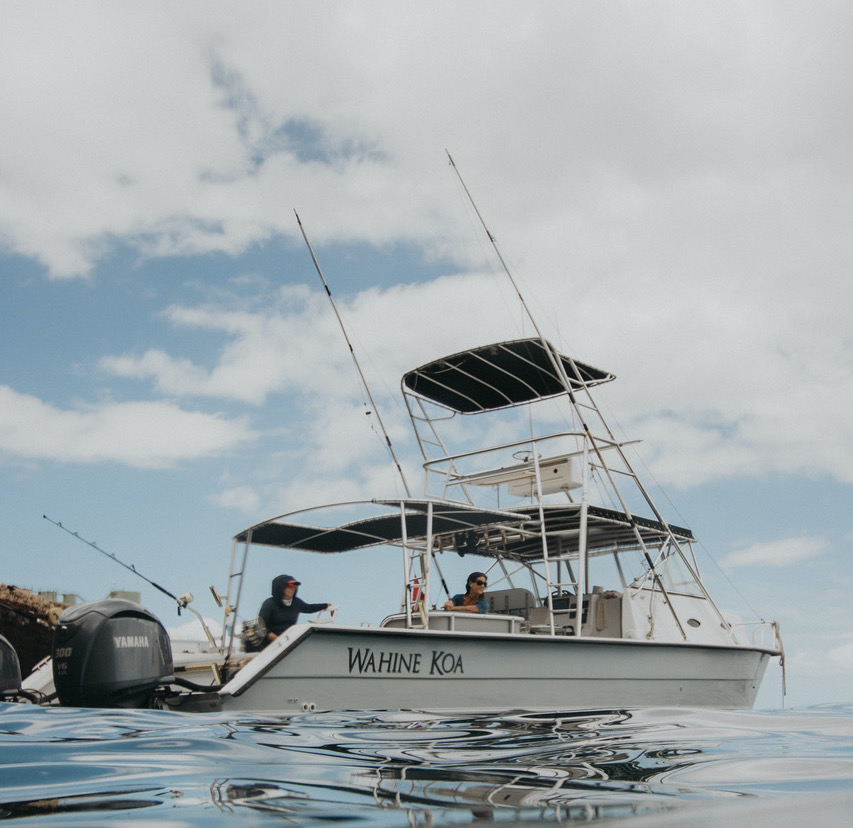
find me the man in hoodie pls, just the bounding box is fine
[258,574,330,646]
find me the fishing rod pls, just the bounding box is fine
[294,209,412,498]
[294,211,459,602]
[42,515,218,646]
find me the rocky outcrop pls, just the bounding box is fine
[0,585,67,677]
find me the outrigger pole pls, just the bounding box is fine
[294,210,412,498]
[43,515,218,646]
[445,151,696,639]
[446,150,548,342]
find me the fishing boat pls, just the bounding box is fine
[6,165,783,714]
[193,335,780,713]
[8,333,783,714]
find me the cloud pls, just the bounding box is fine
[211,486,262,516]
[720,536,828,569]
[96,252,853,494]
[2,4,849,278]
[0,386,256,468]
[168,616,222,644]
[99,292,349,405]
[827,641,853,673]
[94,251,853,493]
[2,2,852,495]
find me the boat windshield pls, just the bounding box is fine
[649,551,704,596]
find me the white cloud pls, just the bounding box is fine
[211,486,262,516]
[168,616,222,644]
[721,536,828,569]
[0,386,256,468]
[88,241,853,493]
[3,4,851,493]
[100,350,212,397]
[1,3,849,279]
[99,293,352,405]
[827,641,853,673]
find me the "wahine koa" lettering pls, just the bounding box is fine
[347,647,463,675]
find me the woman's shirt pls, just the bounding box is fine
[449,593,488,613]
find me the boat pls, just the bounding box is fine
[192,336,780,713]
[8,337,782,714]
[5,177,783,714]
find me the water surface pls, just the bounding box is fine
[1,703,851,826]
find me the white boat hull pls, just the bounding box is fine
[218,623,773,713]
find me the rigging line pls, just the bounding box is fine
[294,210,412,498]
[601,402,763,617]
[42,515,218,645]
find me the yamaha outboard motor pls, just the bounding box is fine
[52,599,174,708]
[0,635,22,694]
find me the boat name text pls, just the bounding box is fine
[347,647,464,676]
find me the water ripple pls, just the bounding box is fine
[0,703,851,825]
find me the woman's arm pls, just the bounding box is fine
[442,597,482,613]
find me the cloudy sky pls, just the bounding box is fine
[1,1,850,708]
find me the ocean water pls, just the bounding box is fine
[0,703,851,827]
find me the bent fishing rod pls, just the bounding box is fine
[42,515,218,646]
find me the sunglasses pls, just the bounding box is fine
[473,580,487,586]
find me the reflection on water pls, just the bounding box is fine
[0,703,851,825]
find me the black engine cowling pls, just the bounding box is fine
[52,599,173,708]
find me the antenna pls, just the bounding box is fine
[294,209,412,497]
[43,515,218,647]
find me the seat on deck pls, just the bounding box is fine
[484,588,537,619]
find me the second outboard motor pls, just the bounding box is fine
[0,635,22,693]
[52,599,173,708]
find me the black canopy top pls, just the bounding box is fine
[234,500,530,554]
[233,499,693,561]
[402,338,614,413]
[488,504,694,561]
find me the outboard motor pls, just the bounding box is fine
[52,599,173,708]
[0,635,22,694]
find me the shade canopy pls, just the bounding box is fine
[402,338,614,413]
[233,499,693,562]
[234,500,530,554]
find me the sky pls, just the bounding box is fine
[1,1,851,710]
